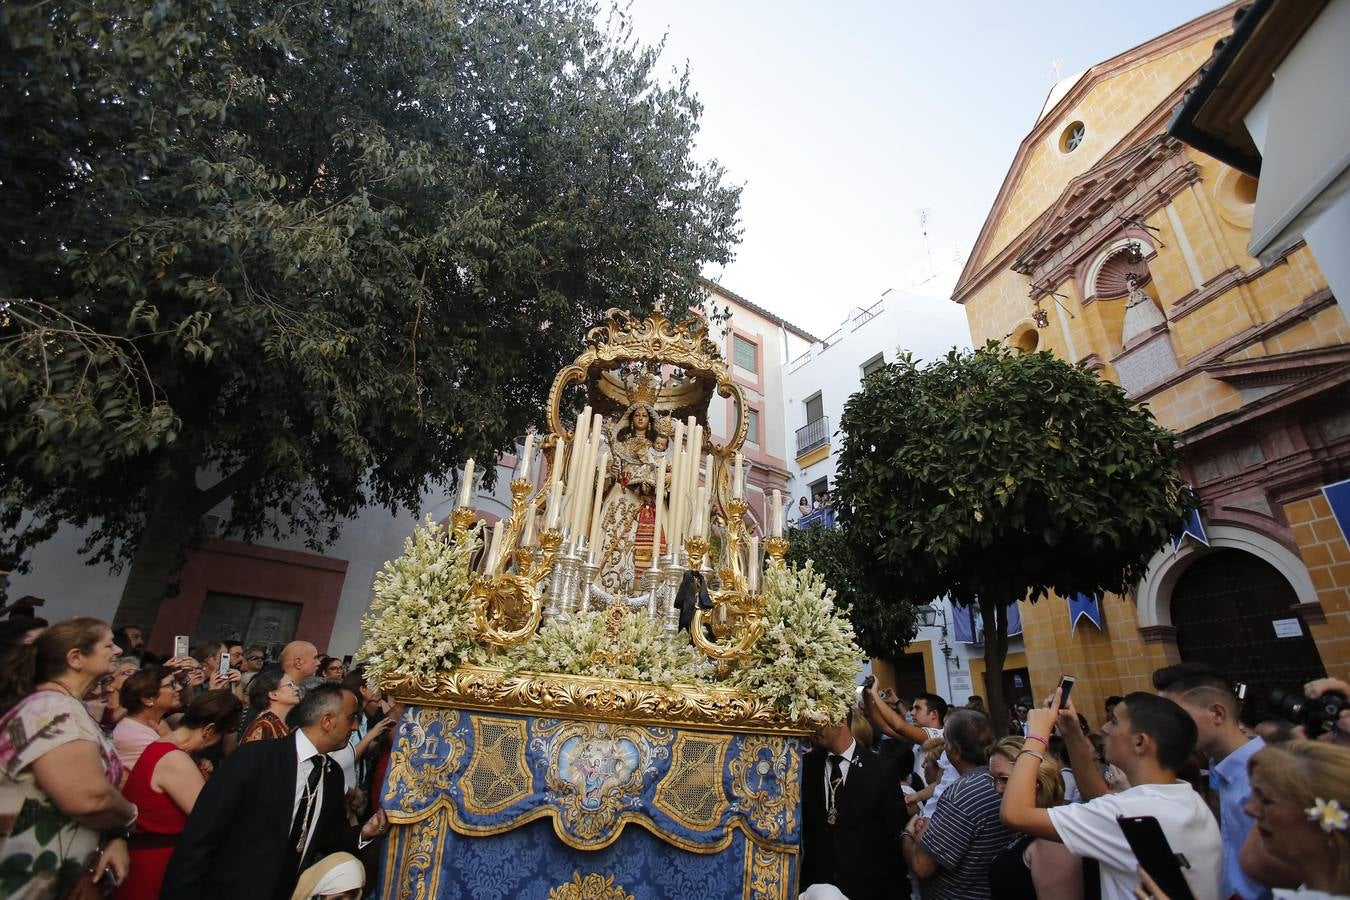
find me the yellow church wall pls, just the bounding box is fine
[980,38,1220,268]
[1284,495,1350,675]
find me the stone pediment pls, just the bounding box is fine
[1012,136,1192,279]
[1203,345,1350,391]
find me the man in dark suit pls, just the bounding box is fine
[160,683,389,900]
[799,709,910,900]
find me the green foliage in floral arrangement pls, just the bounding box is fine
[506,608,711,687]
[728,562,863,728]
[359,517,487,682]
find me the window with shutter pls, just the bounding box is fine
[733,335,758,373]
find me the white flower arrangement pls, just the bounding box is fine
[507,607,712,686]
[358,516,488,682]
[727,561,863,728]
[361,519,861,728]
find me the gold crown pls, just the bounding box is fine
[655,414,675,437]
[628,372,660,408]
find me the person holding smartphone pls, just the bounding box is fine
[1000,688,1221,900]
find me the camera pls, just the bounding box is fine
[1268,687,1348,738]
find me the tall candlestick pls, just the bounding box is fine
[747,536,760,591]
[771,489,783,537]
[566,407,592,511]
[587,450,609,556]
[734,452,744,499]
[652,454,667,568]
[458,458,475,507]
[574,414,602,539]
[693,484,708,538]
[517,432,535,483]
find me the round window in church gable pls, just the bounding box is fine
[1059,121,1086,153]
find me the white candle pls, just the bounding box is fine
[668,420,686,552]
[734,452,744,499]
[652,454,667,568]
[747,536,760,591]
[458,458,475,507]
[566,407,591,507]
[587,450,609,554]
[486,520,504,571]
[517,432,534,483]
[771,489,782,537]
[522,502,537,546]
[693,484,707,538]
[551,437,566,488]
[545,478,563,529]
[574,414,602,539]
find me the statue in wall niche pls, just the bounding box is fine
[1120,272,1167,349]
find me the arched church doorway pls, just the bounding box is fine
[1170,549,1326,721]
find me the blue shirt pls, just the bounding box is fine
[1210,736,1269,900]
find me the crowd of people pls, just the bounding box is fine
[800,667,1350,900]
[2,610,1347,900]
[0,615,399,900]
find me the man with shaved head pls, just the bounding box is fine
[281,641,322,699]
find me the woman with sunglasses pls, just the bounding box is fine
[241,669,300,742]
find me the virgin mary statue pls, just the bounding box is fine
[593,379,671,600]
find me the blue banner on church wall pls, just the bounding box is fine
[951,602,1023,644]
[377,706,801,899]
[1324,479,1350,546]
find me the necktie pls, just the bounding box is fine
[827,754,844,825]
[290,754,326,861]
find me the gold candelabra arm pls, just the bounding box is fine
[470,574,544,648]
[763,536,789,566]
[690,588,766,663]
[683,535,710,573]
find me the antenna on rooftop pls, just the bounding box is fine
[1049,57,1063,84]
[918,209,933,274]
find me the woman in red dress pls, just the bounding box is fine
[116,690,242,900]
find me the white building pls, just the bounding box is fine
[780,289,1028,705]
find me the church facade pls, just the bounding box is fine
[953,2,1350,726]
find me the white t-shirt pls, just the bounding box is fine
[911,725,958,816]
[1048,781,1221,900]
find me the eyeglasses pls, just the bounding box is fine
[247,655,264,662]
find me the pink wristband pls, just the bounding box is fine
[1024,733,1049,747]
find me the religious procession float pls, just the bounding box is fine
[360,310,862,900]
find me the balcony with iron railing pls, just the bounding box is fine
[794,504,837,530]
[795,416,829,457]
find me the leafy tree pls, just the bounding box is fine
[0,0,740,626]
[834,344,1189,734]
[787,522,918,666]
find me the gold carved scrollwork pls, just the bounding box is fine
[548,872,635,900]
[728,735,801,840]
[384,807,446,900]
[462,716,533,814]
[383,709,466,818]
[381,665,812,737]
[743,840,792,900]
[687,498,769,665]
[652,732,731,830]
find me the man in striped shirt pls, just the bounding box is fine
[902,709,1014,899]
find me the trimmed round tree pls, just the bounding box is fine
[834,343,1189,733]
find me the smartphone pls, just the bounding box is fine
[1117,815,1196,900]
[174,635,190,660]
[218,650,231,677]
[1058,674,1076,705]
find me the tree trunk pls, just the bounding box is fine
[113,455,202,633]
[980,597,1012,737]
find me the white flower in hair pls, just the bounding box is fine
[1306,797,1349,833]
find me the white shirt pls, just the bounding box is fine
[292,729,327,864]
[329,744,358,793]
[912,725,959,816]
[1048,781,1222,900]
[821,739,858,798]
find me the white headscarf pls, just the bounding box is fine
[291,852,364,899]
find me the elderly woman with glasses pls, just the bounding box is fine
[241,669,300,742]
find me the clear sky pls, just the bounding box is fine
[627,0,1225,340]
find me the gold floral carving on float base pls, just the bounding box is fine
[743,839,791,900]
[382,665,813,738]
[381,806,446,900]
[462,715,534,814]
[383,709,467,814]
[547,872,635,900]
[728,735,801,839]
